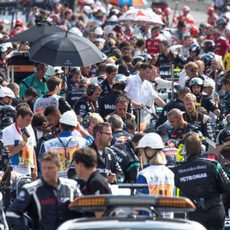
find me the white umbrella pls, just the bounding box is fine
[119,8,164,26]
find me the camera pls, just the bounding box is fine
[21,128,30,138]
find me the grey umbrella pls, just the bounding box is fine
[29,31,106,67]
[6,22,65,43]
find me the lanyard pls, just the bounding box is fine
[15,123,22,135]
[57,137,72,162]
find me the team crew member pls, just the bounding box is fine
[136,133,174,196]
[106,95,135,126]
[66,68,86,107]
[41,110,88,178]
[183,93,214,140]
[220,142,230,216]
[74,83,102,118]
[158,108,208,160]
[156,40,184,79]
[33,76,71,114]
[221,73,230,115]
[99,64,118,97]
[216,115,230,146]
[82,112,104,137]
[107,114,132,145]
[156,87,190,127]
[6,151,81,230]
[99,82,125,119]
[188,77,220,116]
[165,108,206,142]
[89,122,124,183]
[111,132,143,183]
[73,147,111,195]
[172,132,230,230]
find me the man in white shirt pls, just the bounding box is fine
[3,105,37,178]
[125,63,165,125]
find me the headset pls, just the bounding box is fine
[82,113,91,129]
[87,83,98,96]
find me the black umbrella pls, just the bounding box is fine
[29,31,106,67]
[6,22,65,43]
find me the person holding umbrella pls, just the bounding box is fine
[19,62,49,98]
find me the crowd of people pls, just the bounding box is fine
[0,0,229,229]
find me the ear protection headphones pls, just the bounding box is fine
[82,113,90,129]
[87,84,98,96]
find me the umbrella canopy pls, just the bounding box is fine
[29,31,106,67]
[119,8,164,25]
[6,22,65,43]
[109,0,148,6]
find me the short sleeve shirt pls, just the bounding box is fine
[3,123,36,175]
[125,74,158,108]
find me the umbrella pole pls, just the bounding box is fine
[10,0,19,30]
[171,1,179,27]
[171,64,175,101]
[11,10,15,31]
[15,0,19,21]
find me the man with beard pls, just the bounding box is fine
[183,93,214,140]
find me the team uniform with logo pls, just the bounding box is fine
[6,177,81,230]
[172,156,230,229]
[33,94,71,114]
[74,95,98,118]
[41,131,87,177]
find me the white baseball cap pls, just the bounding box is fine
[46,66,64,76]
[0,86,15,98]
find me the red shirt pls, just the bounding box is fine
[10,27,25,36]
[208,15,217,26]
[215,36,229,58]
[146,36,162,55]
